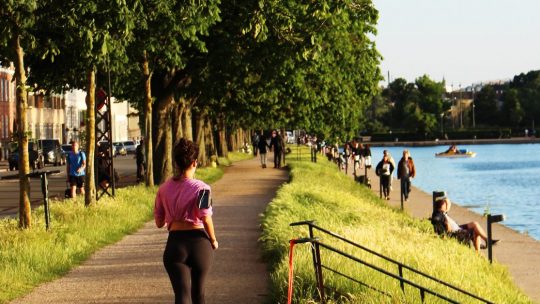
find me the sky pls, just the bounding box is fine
[372,0,540,88]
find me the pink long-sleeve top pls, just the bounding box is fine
[154,177,213,227]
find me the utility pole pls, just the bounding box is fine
[472,86,476,128]
[459,84,463,129]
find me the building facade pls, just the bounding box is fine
[27,92,65,142]
[0,63,15,160]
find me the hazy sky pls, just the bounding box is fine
[372,0,540,88]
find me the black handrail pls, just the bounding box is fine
[290,220,493,304]
[316,240,459,304]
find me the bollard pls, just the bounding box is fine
[400,179,404,211]
[432,191,446,212]
[27,170,60,230]
[487,214,505,264]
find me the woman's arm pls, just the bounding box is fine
[202,215,218,250]
[155,217,165,229]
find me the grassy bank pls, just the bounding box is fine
[0,152,252,304]
[260,147,530,303]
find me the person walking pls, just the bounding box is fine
[66,141,86,199]
[269,130,284,168]
[363,144,372,169]
[251,132,260,156]
[383,149,395,191]
[257,132,270,168]
[376,153,394,200]
[154,138,218,304]
[397,149,416,202]
[136,139,145,182]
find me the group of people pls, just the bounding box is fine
[371,148,497,253]
[252,130,286,169]
[375,149,416,201]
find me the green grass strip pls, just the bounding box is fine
[260,146,531,303]
[0,152,252,304]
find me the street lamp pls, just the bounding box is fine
[472,103,476,129]
[472,87,476,129]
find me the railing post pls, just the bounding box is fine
[344,154,348,174]
[398,265,405,292]
[400,179,404,211]
[420,288,426,303]
[40,173,51,230]
[308,225,321,298]
[364,163,368,186]
[314,242,325,302]
[487,214,505,264]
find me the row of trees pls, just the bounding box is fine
[370,69,540,135]
[369,76,447,134]
[475,70,540,128]
[1,0,381,228]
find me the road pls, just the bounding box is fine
[0,155,138,218]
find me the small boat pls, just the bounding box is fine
[435,149,477,158]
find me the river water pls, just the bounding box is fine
[371,144,540,241]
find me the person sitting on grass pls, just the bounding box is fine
[432,197,499,252]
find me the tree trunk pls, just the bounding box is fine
[142,52,154,187]
[13,35,31,228]
[227,128,235,152]
[217,117,228,157]
[152,101,173,184]
[85,68,96,206]
[194,112,207,165]
[181,104,193,141]
[205,119,217,163]
[172,99,184,145]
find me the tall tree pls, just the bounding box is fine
[29,0,137,206]
[0,0,37,228]
[474,85,500,126]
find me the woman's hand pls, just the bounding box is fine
[211,239,219,250]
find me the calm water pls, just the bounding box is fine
[371,144,540,240]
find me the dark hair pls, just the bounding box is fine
[174,138,199,172]
[434,198,447,210]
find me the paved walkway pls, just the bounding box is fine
[11,156,288,303]
[342,158,540,303]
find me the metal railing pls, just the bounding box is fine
[290,220,493,303]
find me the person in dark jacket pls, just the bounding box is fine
[375,153,395,200]
[269,130,284,168]
[136,140,145,182]
[257,132,270,168]
[397,149,416,202]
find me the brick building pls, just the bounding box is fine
[0,63,16,160]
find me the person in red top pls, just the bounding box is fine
[397,149,416,202]
[154,138,218,304]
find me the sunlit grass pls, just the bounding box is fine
[0,154,245,304]
[260,146,531,303]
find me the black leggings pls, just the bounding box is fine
[163,229,214,304]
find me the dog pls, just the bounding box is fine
[355,175,372,189]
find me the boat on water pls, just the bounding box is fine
[435,149,477,158]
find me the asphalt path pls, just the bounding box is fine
[0,155,138,218]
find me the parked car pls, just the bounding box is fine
[113,142,127,156]
[122,140,137,154]
[7,141,45,171]
[39,139,64,166]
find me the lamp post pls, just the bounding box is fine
[472,87,476,128]
[472,103,476,128]
[459,84,463,129]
